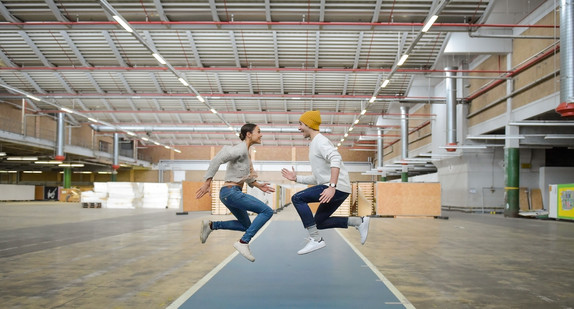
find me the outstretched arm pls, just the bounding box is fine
[196,178,212,199]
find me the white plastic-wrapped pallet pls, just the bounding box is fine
[106,182,143,209]
[80,182,109,207]
[167,183,182,209]
[142,183,169,208]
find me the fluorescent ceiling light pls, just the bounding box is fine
[467,135,524,140]
[178,77,189,86]
[381,79,390,88]
[35,161,63,164]
[438,145,487,149]
[397,54,409,66]
[152,53,167,64]
[23,171,42,174]
[6,156,38,161]
[544,134,574,139]
[422,15,439,33]
[126,131,137,136]
[59,163,84,167]
[0,152,5,156]
[60,107,74,113]
[26,94,41,101]
[141,137,149,141]
[353,119,360,124]
[112,15,133,32]
[369,96,376,103]
[174,149,182,153]
[210,108,218,114]
[0,171,17,173]
[88,117,98,123]
[196,95,205,103]
[360,109,367,115]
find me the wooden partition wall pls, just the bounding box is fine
[376,182,441,217]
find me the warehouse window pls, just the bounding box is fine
[99,140,110,153]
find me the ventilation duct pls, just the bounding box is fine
[55,112,65,161]
[89,125,331,134]
[557,0,574,117]
[445,66,458,151]
[377,128,383,170]
[112,133,119,170]
[400,105,409,159]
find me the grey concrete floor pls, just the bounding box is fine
[1,201,573,309]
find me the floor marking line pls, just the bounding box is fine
[335,229,416,309]
[166,220,272,309]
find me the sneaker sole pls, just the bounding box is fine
[233,243,255,262]
[200,221,209,244]
[360,217,370,245]
[297,242,326,255]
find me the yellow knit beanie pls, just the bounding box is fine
[299,110,321,131]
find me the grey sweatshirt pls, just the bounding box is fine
[296,133,351,194]
[204,142,257,187]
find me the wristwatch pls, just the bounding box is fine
[329,183,337,188]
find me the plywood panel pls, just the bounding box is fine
[531,188,543,210]
[519,187,530,211]
[376,182,441,216]
[182,181,211,212]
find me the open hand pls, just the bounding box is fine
[281,166,297,181]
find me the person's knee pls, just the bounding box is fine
[291,192,302,204]
[263,206,273,218]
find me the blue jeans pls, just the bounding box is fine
[212,186,273,243]
[291,185,350,229]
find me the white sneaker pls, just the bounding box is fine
[297,238,326,255]
[357,216,370,245]
[233,241,255,262]
[200,220,212,244]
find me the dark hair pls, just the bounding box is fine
[239,123,258,141]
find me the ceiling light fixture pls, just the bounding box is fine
[112,15,133,32]
[6,156,38,161]
[381,79,390,88]
[397,54,409,66]
[178,77,189,86]
[152,53,167,64]
[59,163,85,167]
[26,94,41,101]
[422,15,439,32]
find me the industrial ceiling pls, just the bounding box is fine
[0,0,561,171]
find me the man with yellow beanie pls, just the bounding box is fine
[281,110,370,255]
